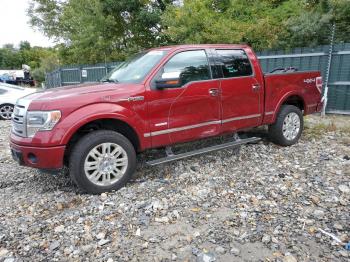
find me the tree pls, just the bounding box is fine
[161,0,350,50]
[0,44,22,69]
[19,41,31,51]
[27,0,350,66]
[28,0,175,64]
[31,53,57,83]
[331,0,350,43]
[161,0,305,50]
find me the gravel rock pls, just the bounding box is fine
[230,246,240,256]
[1,116,350,261]
[215,246,225,254]
[262,234,271,244]
[135,227,141,236]
[283,254,298,262]
[100,193,108,201]
[154,216,169,223]
[196,252,216,262]
[49,241,60,251]
[54,225,65,233]
[338,184,350,194]
[98,239,110,246]
[0,249,9,257]
[313,209,325,219]
[338,250,348,257]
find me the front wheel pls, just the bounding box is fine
[69,130,137,194]
[268,105,303,146]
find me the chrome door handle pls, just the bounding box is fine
[209,88,219,96]
[252,84,260,91]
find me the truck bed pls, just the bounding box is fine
[263,71,322,123]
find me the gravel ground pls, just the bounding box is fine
[0,115,349,262]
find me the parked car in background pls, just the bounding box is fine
[0,73,17,85]
[0,83,37,120]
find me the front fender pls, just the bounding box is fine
[50,103,147,146]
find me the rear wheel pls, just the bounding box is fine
[0,104,14,120]
[69,130,136,194]
[268,105,303,146]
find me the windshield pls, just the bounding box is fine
[102,50,169,84]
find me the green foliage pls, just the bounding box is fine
[280,11,332,48]
[25,0,350,66]
[29,0,174,64]
[31,67,46,83]
[161,0,305,50]
[162,0,350,50]
[332,0,350,43]
[30,52,60,84]
[0,45,22,69]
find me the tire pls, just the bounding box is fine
[0,104,14,120]
[268,105,303,146]
[69,130,137,194]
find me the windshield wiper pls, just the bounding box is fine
[101,78,119,83]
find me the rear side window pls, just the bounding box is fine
[216,49,253,78]
[160,50,211,86]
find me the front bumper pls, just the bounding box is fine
[10,142,65,169]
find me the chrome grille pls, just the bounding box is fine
[11,99,30,137]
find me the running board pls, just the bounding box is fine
[146,137,260,166]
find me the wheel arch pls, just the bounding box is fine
[63,117,141,166]
[273,93,305,122]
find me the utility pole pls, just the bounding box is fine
[321,23,336,116]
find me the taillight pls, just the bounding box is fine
[316,77,323,93]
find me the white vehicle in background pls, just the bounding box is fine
[0,83,37,120]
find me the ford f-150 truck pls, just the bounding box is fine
[10,44,323,193]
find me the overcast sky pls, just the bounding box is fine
[0,0,54,48]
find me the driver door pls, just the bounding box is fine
[147,49,221,147]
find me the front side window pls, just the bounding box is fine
[158,50,211,87]
[216,49,253,78]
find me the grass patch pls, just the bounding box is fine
[304,117,350,138]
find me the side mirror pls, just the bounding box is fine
[155,78,181,89]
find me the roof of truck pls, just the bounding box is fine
[150,44,250,51]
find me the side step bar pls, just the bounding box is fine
[146,137,260,166]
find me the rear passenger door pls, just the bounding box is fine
[213,49,262,132]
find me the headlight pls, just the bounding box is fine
[26,110,61,137]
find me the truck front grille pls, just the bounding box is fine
[11,102,28,137]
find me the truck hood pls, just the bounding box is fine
[22,82,143,111]
[26,83,119,101]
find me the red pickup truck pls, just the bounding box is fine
[10,44,323,193]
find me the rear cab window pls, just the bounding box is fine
[214,49,253,78]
